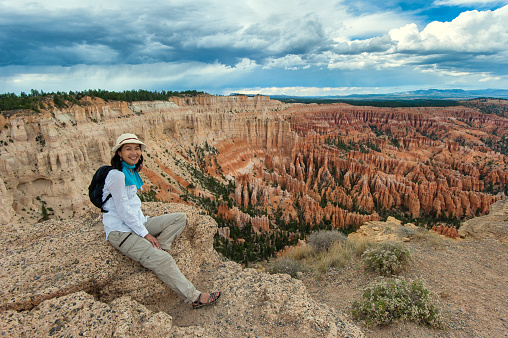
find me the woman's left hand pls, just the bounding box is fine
[144,234,161,249]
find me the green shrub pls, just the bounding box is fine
[307,230,347,253]
[351,277,442,327]
[267,257,305,278]
[362,242,411,276]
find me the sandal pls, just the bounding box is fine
[192,291,222,309]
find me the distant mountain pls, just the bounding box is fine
[269,89,508,101]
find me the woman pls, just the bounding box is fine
[102,133,221,309]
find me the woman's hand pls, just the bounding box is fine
[144,234,161,249]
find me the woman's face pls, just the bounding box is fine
[118,143,142,166]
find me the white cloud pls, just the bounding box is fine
[327,52,406,71]
[389,5,508,52]
[1,1,508,94]
[420,67,474,77]
[336,11,417,40]
[479,74,501,81]
[262,55,306,69]
[434,0,507,6]
[229,58,259,72]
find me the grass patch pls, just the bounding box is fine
[271,233,375,275]
[351,276,443,328]
[313,241,352,273]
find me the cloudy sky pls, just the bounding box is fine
[1,0,507,96]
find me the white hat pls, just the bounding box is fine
[112,133,146,153]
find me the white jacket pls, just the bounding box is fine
[102,169,149,240]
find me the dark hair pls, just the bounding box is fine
[111,145,144,171]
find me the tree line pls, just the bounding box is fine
[0,89,205,113]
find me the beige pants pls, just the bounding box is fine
[108,213,201,304]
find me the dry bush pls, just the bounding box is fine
[275,234,375,274]
[314,237,376,272]
[282,243,313,261]
[307,230,347,253]
[313,241,350,272]
[267,257,306,278]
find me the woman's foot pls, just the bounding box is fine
[192,291,222,309]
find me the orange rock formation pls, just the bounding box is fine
[1,95,506,235]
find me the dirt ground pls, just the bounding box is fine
[301,237,508,338]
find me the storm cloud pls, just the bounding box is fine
[0,0,507,95]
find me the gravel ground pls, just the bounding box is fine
[301,238,508,338]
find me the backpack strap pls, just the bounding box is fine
[101,194,112,213]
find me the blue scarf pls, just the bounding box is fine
[121,161,144,189]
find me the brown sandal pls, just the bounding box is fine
[192,291,222,309]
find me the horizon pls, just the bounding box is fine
[1,1,508,96]
[3,87,508,100]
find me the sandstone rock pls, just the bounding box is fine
[431,224,459,239]
[0,291,206,337]
[348,216,421,242]
[203,261,363,337]
[0,96,290,222]
[0,202,364,337]
[218,204,270,233]
[0,178,14,225]
[458,198,508,243]
[169,94,287,114]
[3,95,508,336]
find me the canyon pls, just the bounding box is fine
[1,95,506,235]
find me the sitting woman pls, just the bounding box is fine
[102,133,221,309]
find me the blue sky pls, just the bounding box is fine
[0,0,507,96]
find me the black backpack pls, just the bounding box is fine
[88,165,114,212]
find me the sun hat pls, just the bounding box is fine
[112,133,146,153]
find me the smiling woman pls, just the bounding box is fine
[101,133,222,309]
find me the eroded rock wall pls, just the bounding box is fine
[1,96,506,230]
[0,96,290,223]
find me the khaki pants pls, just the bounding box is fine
[108,212,200,304]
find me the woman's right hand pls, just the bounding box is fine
[144,233,161,249]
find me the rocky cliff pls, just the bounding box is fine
[0,202,362,337]
[0,95,289,224]
[1,95,506,231]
